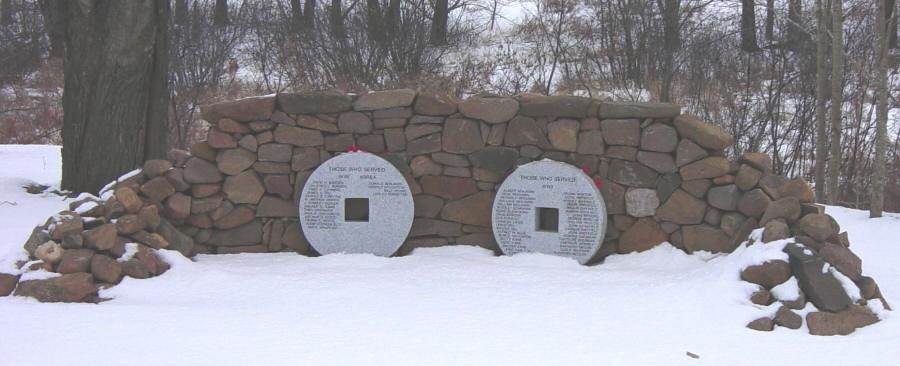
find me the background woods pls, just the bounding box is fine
[0,0,898,211]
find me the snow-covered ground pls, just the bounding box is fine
[0,145,897,365]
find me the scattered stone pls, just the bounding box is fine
[784,243,852,312]
[746,317,774,332]
[796,214,838,242]
[56,249,94,274]
[762,219,791,243]
[741,260,791,289]
[774,306,803,329]
[750,289,773,305]
[35,241,64,264]
[90,255,122,284]
[806,305,879,336]
[83,223,117,251]
[14,273,97,303]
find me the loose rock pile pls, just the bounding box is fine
[0,90,889,336]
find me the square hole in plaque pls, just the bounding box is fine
[535,207,559,233]
[344,198,370,222]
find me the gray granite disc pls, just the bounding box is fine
[299,152,413,256]
[492,159,607,264]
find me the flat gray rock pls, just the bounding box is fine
[492,159,607,264]
[299,152,414,256]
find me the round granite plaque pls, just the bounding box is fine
[299,152,414,256]
[492,159,607,264]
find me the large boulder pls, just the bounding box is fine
[655,189,706,225]
[707,184,741,211]
[56,249,95,274]
[679,157,730,181]
[442,118,485,154]
[640,123,678,152]
[740,260,791,289]
[201,95,274,122]
[517,94,594,118]
[819,243,862,281]
[759,197,801,225]
[784,243,851,312]
[806,305,879,336]
[459,96,519,123]
[14,273,98,303]
[600,119,640,146]
[796,214,839,242]
[608,160,659,188]
[683,224,733,253]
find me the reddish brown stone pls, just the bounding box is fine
[640,123,678,152]
[56,249,95,274]
[274,125,324,147]
[806,305,879,336]
[656,190,706,225]
[142,159,173,178]
[257,143,293,162]
[547,119,579,152]
[83,223,117,251]
[778,178,815,203]
[183,157,223,184]
[165,193,192,220]
[223,170,265,204]
[0,273,18,297]
[190,141,217,162]
[673,115,733,150]
[115,214,145,235]
[264,174,293,199]
[415,92,458,116]
[140,176,176,202]
[600,119,640,146]
[214,206,256,229]
[680,157,730,181]
[442,118,485,154]
[14,273,98,303]
[207,128,237,149]
[201,95,275,122]
[90,254,122,284]
[618,218,667,253]
[114,187,143,214]
[459,96,518,124]
[295,115,339,132]
[741,260,791,289]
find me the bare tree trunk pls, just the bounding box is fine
[431,0,448,45]
[741,0,760,52]
[329,0,345,40]
[60,0,170,194]
[872,0,889,217]
[889,0,897,48]
[385,0,400,38]
[366,0,382,43]
[214,0,228,27]
[38,0,67,59]
[175,0,189,26]
[290,0,304,31]
[814,0,828,202]
[788,0,803,50]
[765,0,775,42]
[827,0,843,205]
[0,0,12,26]
[659,0,680,102]
[303,0,317,30]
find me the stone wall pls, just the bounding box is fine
[104,89,817,260]
[5,90,890,337]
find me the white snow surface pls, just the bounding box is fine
[0,145,898,365]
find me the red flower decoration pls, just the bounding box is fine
[581,166,590,174]
[593,177,604,189]
[345,145,361,153]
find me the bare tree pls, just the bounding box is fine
[304,0,317,30]
[214,0,228,27]
[329,0,345,40]
[659,0,681,102]
[741,0,760,52]
[871,0,889,217]
[432,0,449,45]
[814,0,828,202]
[175,0,189,26]
[59,0,170,194]
[827,0,843,205]
[765,0,775,42]
[1,0,12,26]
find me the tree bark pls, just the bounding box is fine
[303,0,317,30]
[741,0,760,52]
[214,0,228,27]
[385,0,400,38]
[290,0,304,31]
[827,0,843,205]
[871,0,889,217]
[765,0,775,42]
[814,0,828,202]
[174,0,189,26]
[61,0,170,194]
[38,0,67,59]
[366,0,382,43]
[329,0,345,40]
[0,0,12,26]
[788,0,803,50]
[659,0,681,102]
[431,0,448,45]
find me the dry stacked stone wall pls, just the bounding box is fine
[1,90,889,337]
